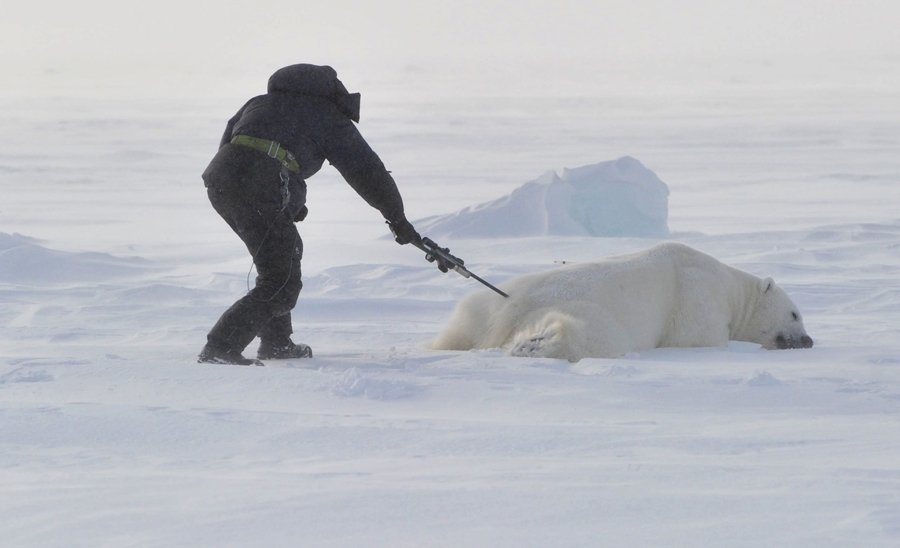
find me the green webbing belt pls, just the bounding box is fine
[230,135,301,174]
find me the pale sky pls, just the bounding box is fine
[2,0,899,96]
[4,0,899,63]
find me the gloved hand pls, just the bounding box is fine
[388,219,422,246]
[293,205,308,223]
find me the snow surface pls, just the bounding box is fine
[414,156,670,238]
[2,62,900,547]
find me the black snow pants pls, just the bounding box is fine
[202,144,305,353]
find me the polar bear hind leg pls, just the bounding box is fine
[428,292,500,351]
[509,311,587,362]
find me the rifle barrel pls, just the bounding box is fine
[413,240,509,298]
[468,271,510,298]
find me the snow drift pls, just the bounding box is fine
[414,156,670,238]
[0,232,150,285]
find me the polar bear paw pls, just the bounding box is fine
[510,334,553,358]
[509,317,572,360]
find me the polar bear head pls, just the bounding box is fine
[743,277,814,350]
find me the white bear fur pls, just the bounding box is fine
[429,242,812,361]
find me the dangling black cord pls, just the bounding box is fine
[245,167,299,302]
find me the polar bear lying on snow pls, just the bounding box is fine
[429,242,813,361]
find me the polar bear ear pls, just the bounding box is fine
[759,277,775,293]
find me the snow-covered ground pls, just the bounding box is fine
[2,59,900,547]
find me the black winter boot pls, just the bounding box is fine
[257,340,313,360]
[198,343,264,366]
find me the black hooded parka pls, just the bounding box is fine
[201,64,410,355]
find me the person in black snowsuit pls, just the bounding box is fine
[199,64,422,365]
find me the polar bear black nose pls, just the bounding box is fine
[775,333,814,349]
